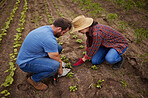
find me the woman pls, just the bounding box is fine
[72,15,128,69]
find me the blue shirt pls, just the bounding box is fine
[16,25,58,67]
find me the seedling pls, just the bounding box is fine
[58,42,63,45]
[69,85,77,92]
[66,72,74,78]
[91,65,98,70]
[73,35,78,39]
[65,62,72,69]
[83,51,86,55]
[63,58,69,63]
[76,39,82,43]
[70,32,74,35]
[120,81,127,87]
[79,45,84,49]
[1,90,10,97]
[94,79,104,88]
[61,55,66,60]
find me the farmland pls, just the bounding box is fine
[0,0,148,98]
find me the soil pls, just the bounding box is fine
[0,0,148,98]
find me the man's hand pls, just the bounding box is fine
[48,52,63,74]
[58,67,63,75]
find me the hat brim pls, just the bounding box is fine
[71,18,93,33]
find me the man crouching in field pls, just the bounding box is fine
[16,18,71,90]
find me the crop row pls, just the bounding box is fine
[0,0,20,45]
[0,0,28,97]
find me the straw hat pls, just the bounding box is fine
[71,15,93,32]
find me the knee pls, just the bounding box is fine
[105,55,115,64]
[91,58,103,65]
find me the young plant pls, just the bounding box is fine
[83,51,86,55]
[61,55,66,60]
[58,42,63,45]
[120,81,127,87]
[76,39,82,43]
[1,90,10,97]
[73,35,78,39]
[70,32,74,35]
[70,85,77,92]
[94,79,104,88]
[91,65,98,70]
[65,62,72,69]
[79,45,84,49]
[66,72,74,78]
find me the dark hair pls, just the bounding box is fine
[90,21,98,27]
[53,18,72,30]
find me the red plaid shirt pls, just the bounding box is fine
[86,24,128,58]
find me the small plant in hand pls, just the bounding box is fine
[79,45,84,49]
[76,39,82,43]
[91,65,98,70]
[73,35,78,39]
[66,62,72,68]
[94,79,104,88]
[70,85,77,92]
[66,72,74,78]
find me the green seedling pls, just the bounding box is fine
[94,79,104,88]
[63,58,69,63]
[79,45,84,49]
[61,55,66,60]
[70,32,74,35]
[58,42,63,45]
[120,81,127,87]
[65,62,72,69]
[76,39,82,43]
[91,65,98,70]
[70,85,77,92]
[73,35,78,39]
[83,51,86,55]
[1,90,10,97]
[66,72,74,78]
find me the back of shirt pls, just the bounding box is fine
[16,25,58,67]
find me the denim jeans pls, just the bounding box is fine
[20,44,63,82]
[91,46,127,65]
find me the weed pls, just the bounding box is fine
[106,13,118,24]
[134,28,148,42]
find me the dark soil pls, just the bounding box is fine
[0,0,148,98]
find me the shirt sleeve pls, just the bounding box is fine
[42,38,58,53]
[86,31,102,58]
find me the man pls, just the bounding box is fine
[16,18,72,90]
[72,15,128,69]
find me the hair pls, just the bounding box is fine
[90,21,98,27]
[53,18,72,30]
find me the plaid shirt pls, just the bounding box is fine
[86,24,128,58]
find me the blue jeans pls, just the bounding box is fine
[20,44,63,82]
[91,46,127,65]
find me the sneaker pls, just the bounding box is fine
[72,58,84,67]
[27,77,48,90]
[112,56,124,69]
